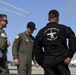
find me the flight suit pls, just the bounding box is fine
[0,29,8,75]
[34,22,76,75]
[12,32,34,75]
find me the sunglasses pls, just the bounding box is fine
[0,20,8,23]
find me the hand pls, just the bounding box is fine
[64,57,71,64]
[7,40,11,47]
[14,59,19,66]
[35,63,39,68]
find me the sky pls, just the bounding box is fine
[0,0,76,61]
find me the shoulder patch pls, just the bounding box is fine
[15,35,19,39]
[1,33,6,37]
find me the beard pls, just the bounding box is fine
[3,24,7,28]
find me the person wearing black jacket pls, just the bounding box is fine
[34,10,76,75]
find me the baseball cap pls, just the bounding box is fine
[27,22,37,30]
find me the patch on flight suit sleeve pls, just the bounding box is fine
[1,33,6,37]
[15,35,19,39]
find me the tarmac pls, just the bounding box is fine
[8,64,76,75]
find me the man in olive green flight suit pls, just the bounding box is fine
[0,14,10,75]
[12,22,37,75]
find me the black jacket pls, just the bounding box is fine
[34,22,76,67]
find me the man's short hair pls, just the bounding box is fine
[48,10,59,19]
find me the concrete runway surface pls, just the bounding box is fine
[8,64,76,75]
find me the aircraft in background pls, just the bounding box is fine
[70,59,76,66]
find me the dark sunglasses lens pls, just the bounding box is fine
[5,20,8,23]
[3,20,8,23]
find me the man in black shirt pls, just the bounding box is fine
[34,10,76,75]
